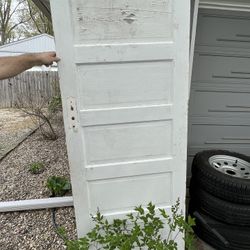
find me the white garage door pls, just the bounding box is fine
[51,0,190,246]
[188,9,250,180]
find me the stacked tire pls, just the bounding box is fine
[189,150,250,250]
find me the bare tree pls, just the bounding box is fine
[0,0,28,45]
[18,0,53,37]
[15,80,61,141]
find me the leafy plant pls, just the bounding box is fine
[59,199,195,250]
[28,162,44,174]
[46,176,71,197]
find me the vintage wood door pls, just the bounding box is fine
[50,0,190,246]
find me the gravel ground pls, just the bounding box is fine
[0,117,71,201]
[0,112,77,249]
[0,208,77,250]
[0,109,35,159]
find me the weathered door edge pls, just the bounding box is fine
[50,0,89,238]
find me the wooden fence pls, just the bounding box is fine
[0,71,59,108]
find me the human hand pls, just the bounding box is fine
[34,52,60,66]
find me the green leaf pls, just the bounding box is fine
[60,199,195,250]
[46,176,71,197]
[135,205,144,215]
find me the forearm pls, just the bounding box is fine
[0,54,41,80]
[0,52,59,80]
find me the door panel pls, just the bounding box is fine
[77,61,173,109]
[71,0,173,43]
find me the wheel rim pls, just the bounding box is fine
[209,155,250,179]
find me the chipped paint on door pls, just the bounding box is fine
[71,0,173,43]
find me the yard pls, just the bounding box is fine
[0,109,77,249]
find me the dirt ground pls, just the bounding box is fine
[0,109,36,159]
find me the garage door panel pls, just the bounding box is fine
[196,10,250,48]
[193,52,250,84]
[190,89,250,117]
[189,124,250,147]
[189,146,250,158]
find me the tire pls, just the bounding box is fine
[192,150,250,204]
[189,180,250,226]
[190,209,250,250]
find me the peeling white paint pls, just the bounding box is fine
[71,0,173,43]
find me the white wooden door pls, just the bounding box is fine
[50,0,190,246]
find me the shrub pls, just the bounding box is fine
[59,199,195,250]
[28,162,45,174]
[48,95,62,114]
[46,176,71,197]
[15,80,62,141]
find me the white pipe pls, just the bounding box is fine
[0,196,73,213]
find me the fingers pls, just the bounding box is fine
[47,51,60,62]
[41,52,60,66]
[53,56,60,63]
